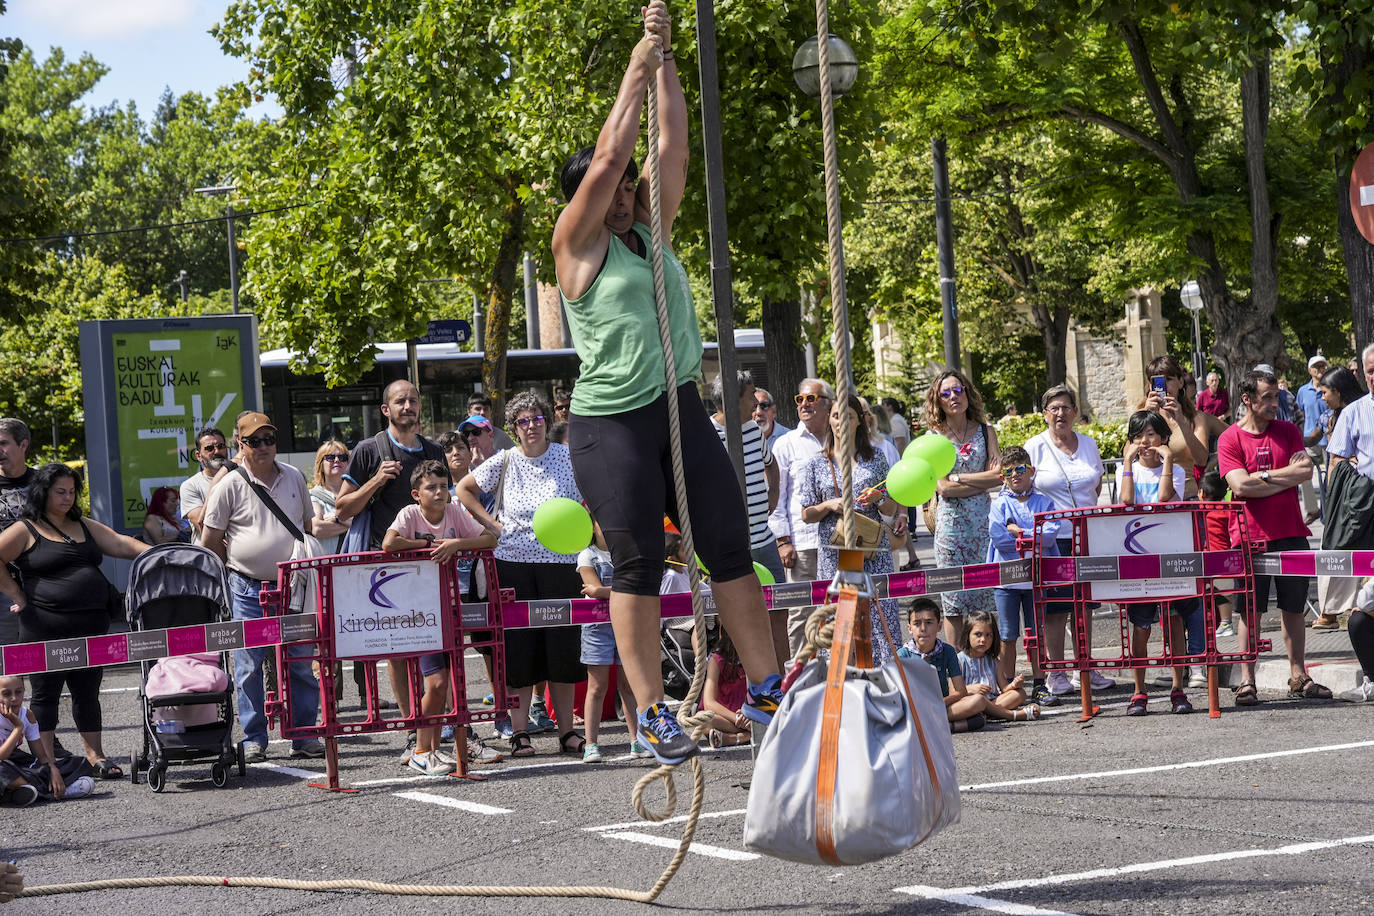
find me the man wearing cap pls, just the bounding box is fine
[334,380,447,742]
[202,410,323,762]
[459,413,500,466]
[1297,355,1331,525]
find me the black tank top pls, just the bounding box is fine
[14,519,108,615]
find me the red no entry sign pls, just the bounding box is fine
[1351,140,1374,245]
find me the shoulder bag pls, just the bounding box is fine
[825,460,885,550]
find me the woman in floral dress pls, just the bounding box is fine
[923,369,1002,643]
[798,394,909,664]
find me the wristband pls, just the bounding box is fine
[663,51,675,60]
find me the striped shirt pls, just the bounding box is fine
[711,417,774,550]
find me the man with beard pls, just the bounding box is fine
[179,426,229,544]
[335,381,448,754]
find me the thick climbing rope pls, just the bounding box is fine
[12,34,713,911]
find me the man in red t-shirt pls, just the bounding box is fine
[1218,369,1329,705]
[1196,371,1231,419]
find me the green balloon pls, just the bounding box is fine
[531,497,593,555]
[753,561,776,586]
[887,455,937,507]
[910,432,957,477]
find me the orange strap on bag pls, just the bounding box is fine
[813,581,945,864]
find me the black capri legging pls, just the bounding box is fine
[20,606,109,733]
[569,383,753,596]
[494,559,587,689]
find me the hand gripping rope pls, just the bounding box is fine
[10,29,711,910]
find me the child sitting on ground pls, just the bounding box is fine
[576,523,645,762]
[897,598,986,733]
[700,631,752,748]
[383,460,498,773]
[1118,411,1193,716]
[1,675,94,805]
[986,446,1061,707]
[957,610,1039,721]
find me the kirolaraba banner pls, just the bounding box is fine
[80,317,261,533]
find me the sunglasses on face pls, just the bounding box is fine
[795,393,830,406]
[515,415,546,430]
[199,442,227,453]
[756,400,774,410]
[324,454,347,463]
[1001,464,1032,478]
[554,404,570,413]
[241,435,276,448]
[939,386,966,399]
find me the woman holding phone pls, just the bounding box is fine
[1138,356,1226,498]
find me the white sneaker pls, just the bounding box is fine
[1216,621,1236,638]
[431,747,460,767]
[63,775,96,799]
[583,742,603,763]
[467,735,504,764]
[407,750,455,777]
[1188,667,1209,689]
[1046,671,1073,696]
[1069,670,1116,691]
[1339,676,1374,703]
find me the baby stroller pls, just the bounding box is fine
[661,616,718,701]
[127,543,245,792]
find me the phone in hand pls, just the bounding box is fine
[1150,375,1167,395]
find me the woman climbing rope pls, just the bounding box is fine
[552,0,781,766]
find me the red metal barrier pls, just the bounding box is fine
[259,549,512,791]
[1027,502,1269,721]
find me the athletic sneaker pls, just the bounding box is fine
[62,774,96,799]
[1215,621,1236,638]
[636,703,699,765]
[583,742,603,763]
[628,739,653,759]
[481,693,495,706]
[528,698,555,734]
[493,716,513,740]
[1169,689,1194,714]
[399,730,418,768]
[243,742,267,763]
[1127,693,1149,716]
[1046,671,1073,696]
[408,749,455,777]
[1030,683,1060,708]
[1339,676,1374,703]
[290,739,326,759]
[4,784,38,807]
[1188,667,1208,689]
[440,724,456,742]
[1069,670,1116,691]
[741,674,783,726]
[467,734,503,764]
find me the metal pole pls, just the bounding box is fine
[178,270,189,304]
[802,286,818,378]
[523,252,540,349]
[695,0,745,489]
[1192,311,1204,379]
[226,203,240,315]
[407,340,419,385]
[932,136,960,370]
[473,293,484,353]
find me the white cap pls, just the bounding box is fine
[1308,355,1328,369]
[1253,363,1276,375]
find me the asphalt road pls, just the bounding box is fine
[6,648,1374,916]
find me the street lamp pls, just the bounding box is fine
[194,184,240,314]
[1180,279,1204,379]
[791,34,858,100]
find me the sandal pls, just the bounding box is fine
[508,731,535,758]
[93,758,124,779]
[559,731,586,756]
[1288,674,1333,700]
[1233,682,1260,706]
[1012,706,1041,721]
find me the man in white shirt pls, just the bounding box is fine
[179,426,229,545]
[768,377,835,654]
[202,411,322,763]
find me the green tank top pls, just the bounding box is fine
[561,222,703,416]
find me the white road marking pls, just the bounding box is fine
[896,833,1374,904]
[250,762,325,779]
[394,790,511,815]
[353,757,585,786]
[585,808,749,833]
[601,831,758,861]
[900,891,1080,916]
[961,738,1374,792]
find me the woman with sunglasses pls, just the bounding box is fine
[923,369,1001,644]
[308,440,351,555]
[458,390,588,758]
